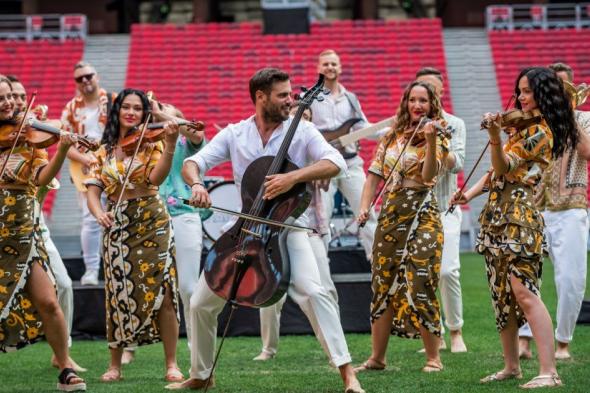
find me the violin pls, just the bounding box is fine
[119,119,205,155]
[481,108,542,131]
[0,113,99,151]
[402,117,451,147]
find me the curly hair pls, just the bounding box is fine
[101,88,151,155]
[514,67,577,158]
[393,81,442,134]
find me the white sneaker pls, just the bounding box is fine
[80,269,99,286]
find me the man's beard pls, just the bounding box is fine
[263,104,289,123]
[82,84,96,96]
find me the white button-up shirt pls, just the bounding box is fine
[310,85,369,157]
[184,115,347,195]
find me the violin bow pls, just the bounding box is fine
[446,95,515,215]
[112,112,152,219]
[0,92,37,180]
[359,116,427,228]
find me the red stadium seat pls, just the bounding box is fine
[126,19,450,177]
[0,40,83,216]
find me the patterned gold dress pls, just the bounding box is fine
[476,120,553,331]
[85,142,179,348]
[368,128,449,338]
[0,145,54,352]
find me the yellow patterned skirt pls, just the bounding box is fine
[476,179,545,331]
[371,187,443,339]
[0,189,54,352]
[104,194,179,348]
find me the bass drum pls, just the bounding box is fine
[202,180,241,242]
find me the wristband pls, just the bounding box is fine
[190,182,204,188]
[489,139,501,146]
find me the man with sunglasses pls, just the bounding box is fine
[61,61,114,287]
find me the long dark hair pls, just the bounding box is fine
[101,88,151,155]
[514,67,577,158]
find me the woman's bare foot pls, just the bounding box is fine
[100,366,122,382]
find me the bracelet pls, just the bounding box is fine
[489,139,501,146]
[164,149,176,156]
[190,182,204,188]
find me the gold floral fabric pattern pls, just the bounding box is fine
[84,142,163,197]
[103,194,179,348]
[501,120,553,186]
[475,119,552,331]
[0,146,48,193]
[483,252,542,331]
[371,188,443,338]
[368,126,449,189]
[0,189,55,352]
[477,180,545,258]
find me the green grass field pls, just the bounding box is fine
[1,253,589,392]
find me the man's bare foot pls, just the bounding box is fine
[165,377,215,390]
[418,340,446,353]
[555,341,571,360]
[252,351,275,361]
[450,330,467,353]
[121,349,135,365]
[518,337,532,359]
[51,355,88,373]
[341,364,366,393]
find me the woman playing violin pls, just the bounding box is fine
[84,88,183,383]
[6,74,87,373]
[451,67,578,388]
[356,81,450,373]
[0,78,86,391]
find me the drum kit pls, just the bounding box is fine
[202,179,362,250]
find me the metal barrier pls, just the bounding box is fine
[0,14,87,41]
[487,3,590,31]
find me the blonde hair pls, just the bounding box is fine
[318,49,340,62]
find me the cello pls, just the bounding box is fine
[203,75,327,308]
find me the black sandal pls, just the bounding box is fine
[57,367,87,392]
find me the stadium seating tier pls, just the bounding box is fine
[127,19,451,181]
[1,39,84,217]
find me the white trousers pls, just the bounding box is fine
[188,230,351,379]
[258,235,338,356]
[519,209,589,343]
[321,156,376,260]
[439,207,464,331]
[77,191,102,272]
[170,212,203,345]
[40,214,74,344]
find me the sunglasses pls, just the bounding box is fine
[74,73,95,83]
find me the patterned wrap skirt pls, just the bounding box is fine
[476,179,545,331]
[0,189,54,352]
[371,187,443,339]
[104,194,179,348]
